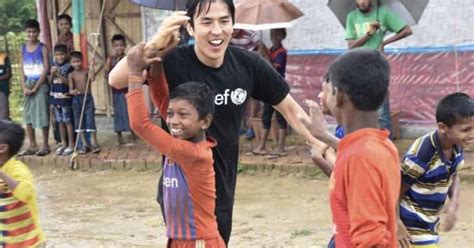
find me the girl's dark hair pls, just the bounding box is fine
[170,81,215,119]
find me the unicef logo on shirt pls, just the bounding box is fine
[231,88,247,105]
[215,88,247,106]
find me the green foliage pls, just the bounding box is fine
[0,0,37,35]
[4,32,27,122]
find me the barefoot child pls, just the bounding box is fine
[104,34,135,145]
[0,120,45,246]
[126,44,225,247]
[68,51,100,154]
[19,19,51,157]
[49,44,74,156]
[397,93,474,248]
[253,28,289,158]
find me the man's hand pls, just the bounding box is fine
[300,100,329,140]
[144,11,190,59]
[441,203,458,232]
[127,43,163,75]
[397,220,411,248]
[367,21,380,36]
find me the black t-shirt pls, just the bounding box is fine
[163,45,290,211]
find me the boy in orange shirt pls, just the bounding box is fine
[305,48,400,247]
[125,43,225,247]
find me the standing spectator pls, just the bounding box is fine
[104,34,136,145]
[49,44,74,156]
[18,19,50,157]
[69,51,100,154]
[252,29,289,157]
[0,38,12,120]
[56,14,74,53]
[346,0,412,138]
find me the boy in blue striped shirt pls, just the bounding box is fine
[397,93,474,248]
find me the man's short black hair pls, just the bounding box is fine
[0,120,25,157]
[436,92,474,127]
[111,34,126,43]
[70,51,82,60]
[57,14,72,25]
[25,19,40,31]
[53,44,68,54]
[328,48,390,111]
[169,82,215,119]
[187,0,235,27]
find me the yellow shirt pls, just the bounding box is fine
[0,157,45,247]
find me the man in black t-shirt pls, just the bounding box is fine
[110,0,328,244]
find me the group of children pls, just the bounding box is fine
[0,6,473,248]
[12,15,135,157]
[307,49,473,247]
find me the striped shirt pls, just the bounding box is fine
[1,158,45,247]
[400,130,464,245]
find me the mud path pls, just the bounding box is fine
[34,169,473,247]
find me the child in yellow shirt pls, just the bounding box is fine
[0,120,45,247]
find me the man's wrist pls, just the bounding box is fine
[128,73,145,84]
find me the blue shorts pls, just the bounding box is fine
[54,106,72,123]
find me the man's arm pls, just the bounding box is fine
[381,25,412,51]
[31,45,50,93]
[273,95,328,151]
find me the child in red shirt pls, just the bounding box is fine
[126,43,225,248]
[305,48,400,247]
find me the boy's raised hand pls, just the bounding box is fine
[144,11,190,59]
[127,43,163,75]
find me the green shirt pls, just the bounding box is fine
[345,6,407,49]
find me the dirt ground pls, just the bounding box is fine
[33,167,473,247]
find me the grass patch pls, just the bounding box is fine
[291,229,313,238]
